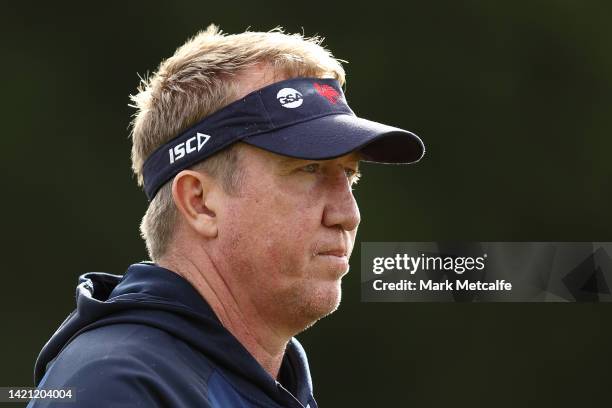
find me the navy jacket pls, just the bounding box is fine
[29,263,318,407]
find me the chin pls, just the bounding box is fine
[290,279,343,332]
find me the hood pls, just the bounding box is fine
[34,263,314,405]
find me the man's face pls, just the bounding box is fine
[212,144,361,334]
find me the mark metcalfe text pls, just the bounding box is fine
[371,253,513,292]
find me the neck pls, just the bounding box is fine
[158,250,289,379]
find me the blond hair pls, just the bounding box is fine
[129,25,346,261]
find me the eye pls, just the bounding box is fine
[301,163,320,173]
[346,167,362,184]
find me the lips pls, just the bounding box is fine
[315,244,351,276]
[317,249,347,257]
[314,235,351,259]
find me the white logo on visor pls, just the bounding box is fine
[169,132,211,164]
[277,88,303,108]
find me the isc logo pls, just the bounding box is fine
[276,88,303,108]
[169,132,211,164]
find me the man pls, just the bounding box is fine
[29,25,424,407]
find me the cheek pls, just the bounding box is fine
[219,194,314,273]
[219,189,321,275]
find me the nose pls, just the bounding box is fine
[321,170,361,232]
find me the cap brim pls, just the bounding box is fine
[241,114,425,164]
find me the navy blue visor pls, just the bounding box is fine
[142,77,425,199]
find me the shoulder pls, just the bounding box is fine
[33,323,214,407]
[60,322,212,376]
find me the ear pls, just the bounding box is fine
[171,170,220,238]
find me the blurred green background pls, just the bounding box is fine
[3,1,612,406]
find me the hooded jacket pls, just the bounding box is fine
[29,263,318,408]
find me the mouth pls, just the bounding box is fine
[315,247,350,275]
[317,249,347,258]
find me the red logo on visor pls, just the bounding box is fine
[314,83,342,104]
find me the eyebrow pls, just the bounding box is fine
[276,152,362,168]
[276,156,303,167]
